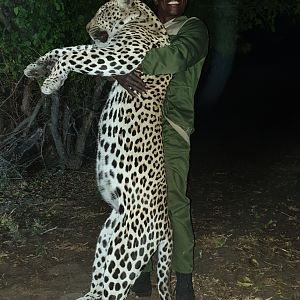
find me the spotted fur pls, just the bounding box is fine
[24,0,172,299]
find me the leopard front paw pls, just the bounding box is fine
[24,62,45,78]
[24,59,55,79]
[41,75,66,95]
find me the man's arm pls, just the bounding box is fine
[142,18,209,75]
[113,18,208,95]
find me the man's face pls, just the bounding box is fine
[154,0,188,22]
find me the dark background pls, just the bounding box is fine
[194,21,300,144]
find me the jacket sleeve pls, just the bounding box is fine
[142,18,209,75]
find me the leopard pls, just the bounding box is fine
[24,0,173,299]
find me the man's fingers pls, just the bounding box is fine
[127,80,146,94]
[128,73,146,93]
[113,71,147,96]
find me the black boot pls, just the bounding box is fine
[176,272,195,300]
[131,272,152,297]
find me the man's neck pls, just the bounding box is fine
[158,14,184,24]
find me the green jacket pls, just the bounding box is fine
[142,16,209,133]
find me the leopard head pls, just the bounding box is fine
[86,0,139,45]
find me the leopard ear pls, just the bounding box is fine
[117,0,134,10]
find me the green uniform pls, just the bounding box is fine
[142,16,208,273]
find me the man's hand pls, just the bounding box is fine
[114,69,146,97]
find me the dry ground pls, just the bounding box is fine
[0,134,299,300]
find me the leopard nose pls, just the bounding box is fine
[92,29,109,42]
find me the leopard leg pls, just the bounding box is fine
[77,209,120,300]
[41,60,69,94]
[99,225,157,300]
[157,232,173,300]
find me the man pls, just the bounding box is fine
[116,0,208,299]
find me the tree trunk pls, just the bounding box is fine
[75,77,107,155]
[21,79,34,117]
[49,92,69,168]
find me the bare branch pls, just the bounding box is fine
[0,75,25,109]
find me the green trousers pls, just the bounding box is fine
[144,121,194,273]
